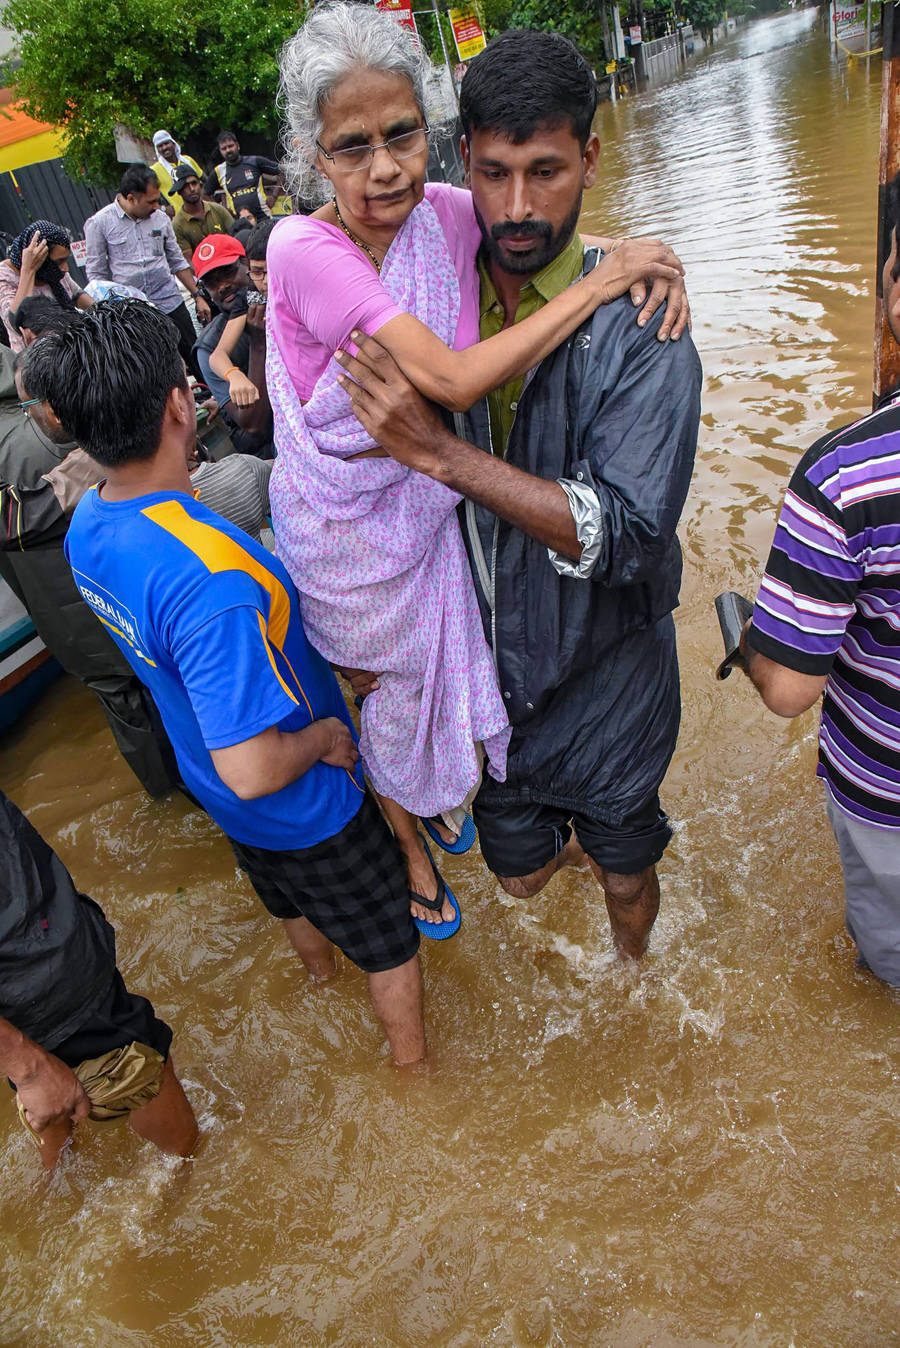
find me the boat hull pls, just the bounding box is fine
[0,580,61,733]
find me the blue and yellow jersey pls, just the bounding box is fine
[65,488,363,849]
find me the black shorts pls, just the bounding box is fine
[51,969,172,1069]
[472,792,672,880]
[229,792,419,975]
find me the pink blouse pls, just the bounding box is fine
[0,261,82,352]
[266,182,481,402]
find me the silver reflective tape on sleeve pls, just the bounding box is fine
[548,478,604,580]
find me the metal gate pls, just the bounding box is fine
[0,158,114,284]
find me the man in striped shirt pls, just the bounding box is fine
[741,391,900,987]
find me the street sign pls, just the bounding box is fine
[832,1,867,46]
[376,0,417,34]
[449,8,486,61]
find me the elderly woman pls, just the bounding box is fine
[267,3,685,934]
[0,221,92,351]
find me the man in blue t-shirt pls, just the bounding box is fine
[26,300,424,1065]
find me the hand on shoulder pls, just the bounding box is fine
[586,237,691,342]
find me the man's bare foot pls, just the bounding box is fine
[403,834,455,924]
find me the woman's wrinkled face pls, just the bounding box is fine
[48,244,70,273]
[315,68,428,231]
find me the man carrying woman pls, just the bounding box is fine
[335,29,702,960]
[267,2,688,936]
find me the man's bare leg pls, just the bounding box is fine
[495,834,586,900]
[128,1055,199,1157]
[282,915,338,981]
[374,793,455,926]
[32,1116,74,1171]
[367,955,426,1065]
[587,862,660,959]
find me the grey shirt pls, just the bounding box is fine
[190,454,272,542]
[84,200,188,313]
[0,348,77,488]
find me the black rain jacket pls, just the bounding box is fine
[459,255,702,820]
[0,790,116,1051]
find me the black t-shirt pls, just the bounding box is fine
[0,791,117,1050]
[194,309,251,399]
[204,155,280,215]
[193,311,273,459]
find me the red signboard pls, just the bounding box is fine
[449,8,487,61]
[376,0,417,34]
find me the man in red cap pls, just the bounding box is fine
[192,232,273,459]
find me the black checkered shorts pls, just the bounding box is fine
[228,791,419,974]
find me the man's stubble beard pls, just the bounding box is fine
[473,191,583,277]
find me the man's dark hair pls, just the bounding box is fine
[119,162,158,197]
[245,219,276,262]
[459,29,598,149]
[23,300,187,466]
[217,129,238,147]
[10,295,79,339]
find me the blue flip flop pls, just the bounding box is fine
[421,811,476,855]
[410,834,461,941]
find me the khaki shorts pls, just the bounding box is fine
[17,1039,165,1146]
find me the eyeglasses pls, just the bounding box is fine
[315,124,429,173]
[18,396,39,416]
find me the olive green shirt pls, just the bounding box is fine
[173,201,235,263]
[478,231,585,455]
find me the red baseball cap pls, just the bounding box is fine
[192,234,246,279]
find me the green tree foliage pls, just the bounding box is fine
[478,0,605,63]
[677,0,762,42]
[2,0,304,183]
[677,0,728,39]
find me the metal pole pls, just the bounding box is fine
[874,1,900,404]
[867,0,872,58]
[430,0,459,109]
[599,1,613,63]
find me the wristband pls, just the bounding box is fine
[224,366,241,380]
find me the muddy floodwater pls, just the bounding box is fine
[1,11,898,1346]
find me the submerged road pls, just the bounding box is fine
[2,11,897,1345]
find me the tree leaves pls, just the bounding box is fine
[3,0,304,182]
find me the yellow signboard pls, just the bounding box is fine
[449,7,487,62]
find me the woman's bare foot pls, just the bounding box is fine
[424,814,458,847]
[402,834,455,924]
[562,835,590,869]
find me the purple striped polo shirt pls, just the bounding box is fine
[747,397,900,828]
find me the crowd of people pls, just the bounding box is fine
[0,2,897,1177]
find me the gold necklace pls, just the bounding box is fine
[332,199,382,273]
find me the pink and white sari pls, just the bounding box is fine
[267,194,509,818]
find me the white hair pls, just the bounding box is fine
[278,1,442,202]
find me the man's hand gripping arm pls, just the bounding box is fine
[336,336,582,561]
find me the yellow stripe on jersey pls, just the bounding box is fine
[95,613,157,666]
[142,498,298,681]
[255,609,298,707]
